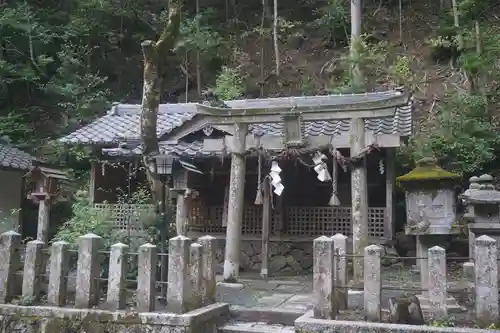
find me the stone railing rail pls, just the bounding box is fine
[312,233,499,329]
[0,231,218,314]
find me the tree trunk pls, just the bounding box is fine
[260,0,266,96]
[140,0,183,201]
[196,0,202,97]
[398,0,403,43]
[350,0,363,89]
[451,0,464,50]
[273,0,279,76]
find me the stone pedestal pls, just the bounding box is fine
[415,235,464,313]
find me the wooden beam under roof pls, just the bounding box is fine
[203,133,401,153]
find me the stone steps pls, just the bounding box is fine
[217,321,295,333]
[229,305,304,326]
[217,306,301,333]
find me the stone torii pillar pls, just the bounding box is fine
[350,118,368,285]
[223,123,248,282]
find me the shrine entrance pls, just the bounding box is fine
[188,90,412,283]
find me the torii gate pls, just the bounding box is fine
[195,90,411,284]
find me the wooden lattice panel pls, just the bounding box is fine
[242,206,262,234]
[286,206,351,236]
[368,207,385,237]
[94,203,156,231]
[186,205,387,237]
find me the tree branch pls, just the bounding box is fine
[155,0,183,56]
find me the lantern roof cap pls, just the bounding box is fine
[396,157,460,187]
[23,162,70,182]
[460,174,500,204]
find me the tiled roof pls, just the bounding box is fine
[0,144,34,170]
[59,104,199,144]
[250,104,412,137]
[59,92,413,152]
[159,141,213,157]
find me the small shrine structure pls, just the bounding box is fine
[59,90,413,281]
[24,163,70,243]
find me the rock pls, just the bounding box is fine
[388,295,425,325]
[286,255,301,272]
[382,245,401,267]
[270,255,287,272]
[395,232,416,257]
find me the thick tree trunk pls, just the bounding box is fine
[140,0,183,201]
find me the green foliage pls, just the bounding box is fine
[431,317,456,327]
[327,36,417,93]
[175,9,224,57]
[52,190,116,248]
[0,208,22,234]
[400,93,499,174]
[312,0,349,47]
[487,323,500,330]
[0,1,111,145]
[214,66,245,100]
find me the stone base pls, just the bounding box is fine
[217,282,245,289]
[212,239,314,274]
[416,294,466,313]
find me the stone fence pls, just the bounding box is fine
[0,231,227,333]
[312,234,499,328]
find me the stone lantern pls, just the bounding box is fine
[397,157,461,236]
[24,164,69,243]
[396,157,463,312]
[460,174,500,258]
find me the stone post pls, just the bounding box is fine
[75,233,102,308]
[167,235,191,314]
[106,243,129,310]
[22,240,45,301]
[416,236,429,296]
[37,199,51,243]
[47,241,70,306]
[462,262,475,305]
[223,123,248,282]
[137,243,157,312]
[331,233,348,310]
[428,246,447,322]
[313,236,336,319]
[364,245,382,322]
[198,235,216,306]
[189,242,203,310]
[176,192,189,236]
[0,231,21,303]
[350,117,368,285]
[474,235,499,328]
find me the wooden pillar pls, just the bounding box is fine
[385,148,395,240]
[260,178,271,278]
[350,118,368,285]
[89,162,97,203]
[37,198,50,243]
[223,123,248,282]
[176,191,189,236]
